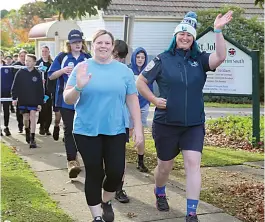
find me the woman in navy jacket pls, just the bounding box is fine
[136,11,233,222]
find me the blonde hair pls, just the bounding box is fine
[92,29,114,44]
[64,40,88,53]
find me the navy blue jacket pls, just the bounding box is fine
[128,47,153,108]
[142,49,213,126]
[1,64,14,94]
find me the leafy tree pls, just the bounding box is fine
[44,0,112,20]
[197,6,264,101]
[19,1,56,28]
[3,42,35,56]
[1,30,13,47]
[255,0,264,8]
[1,9,9,18]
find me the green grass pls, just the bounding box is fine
[126,134,264,169]
[150,102,264,108]
[1,144,74,222]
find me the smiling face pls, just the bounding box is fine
[136,52,146,68]
[92,33,114,63]
[176,32,194,50]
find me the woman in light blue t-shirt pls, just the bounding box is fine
[63,30,143,222]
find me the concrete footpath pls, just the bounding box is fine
[2,132,242,222]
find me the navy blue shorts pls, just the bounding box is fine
[19,106,38,114]
[152,122,205,161]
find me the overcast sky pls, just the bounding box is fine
[1,0,36,11]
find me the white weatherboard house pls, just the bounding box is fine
[76,0,263,60]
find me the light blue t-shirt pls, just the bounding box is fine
[67,58,136,136]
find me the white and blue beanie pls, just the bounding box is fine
[174,11,198,39]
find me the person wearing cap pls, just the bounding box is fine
[136,11,233,222]
[63,30,143,222]
[48,29,91,179]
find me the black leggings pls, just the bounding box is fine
[2,102,11,127]
[60,108,77,161]
[74,133,126,206]
[38,97,52,131]
[1,92,11,127]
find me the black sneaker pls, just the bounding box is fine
[25,128,30,144]
[10,108,15,113]
[53,126,60,141]
[155,193,169,211]
[39,127,45,135]
[102,201,114,222]
[29,140,37,148]
[45,130,51,136]
[115,190,130,203]
[18,127,23,133]
[1,129,3,136]
[93,216,104,222]
[137,163,149,172]
[4,127,11,136]
[186,214,199,222]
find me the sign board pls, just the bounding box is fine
[197,30,252,95]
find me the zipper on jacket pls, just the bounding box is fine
[183,64,188,126]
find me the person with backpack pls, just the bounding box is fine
[36,45,53,136]
[48,29,91,179]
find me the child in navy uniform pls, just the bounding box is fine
[11,54,44,148]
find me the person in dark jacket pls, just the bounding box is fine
[12,49,28,133]
[128,47,151,173]
[136,11,233,222]
[1,51,13,136]
[12,54,44,148]
[36,46,53,136]
[5,55,16,113]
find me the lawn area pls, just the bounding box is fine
[1,144,73,222]
[126,134,264,169]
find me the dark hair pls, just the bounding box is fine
[113,40,128,59]
[136,50,145,56]
[5,55,12,59]
[26,54,37,61]
[13,53,18,57]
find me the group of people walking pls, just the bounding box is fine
[1,10,233,222]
